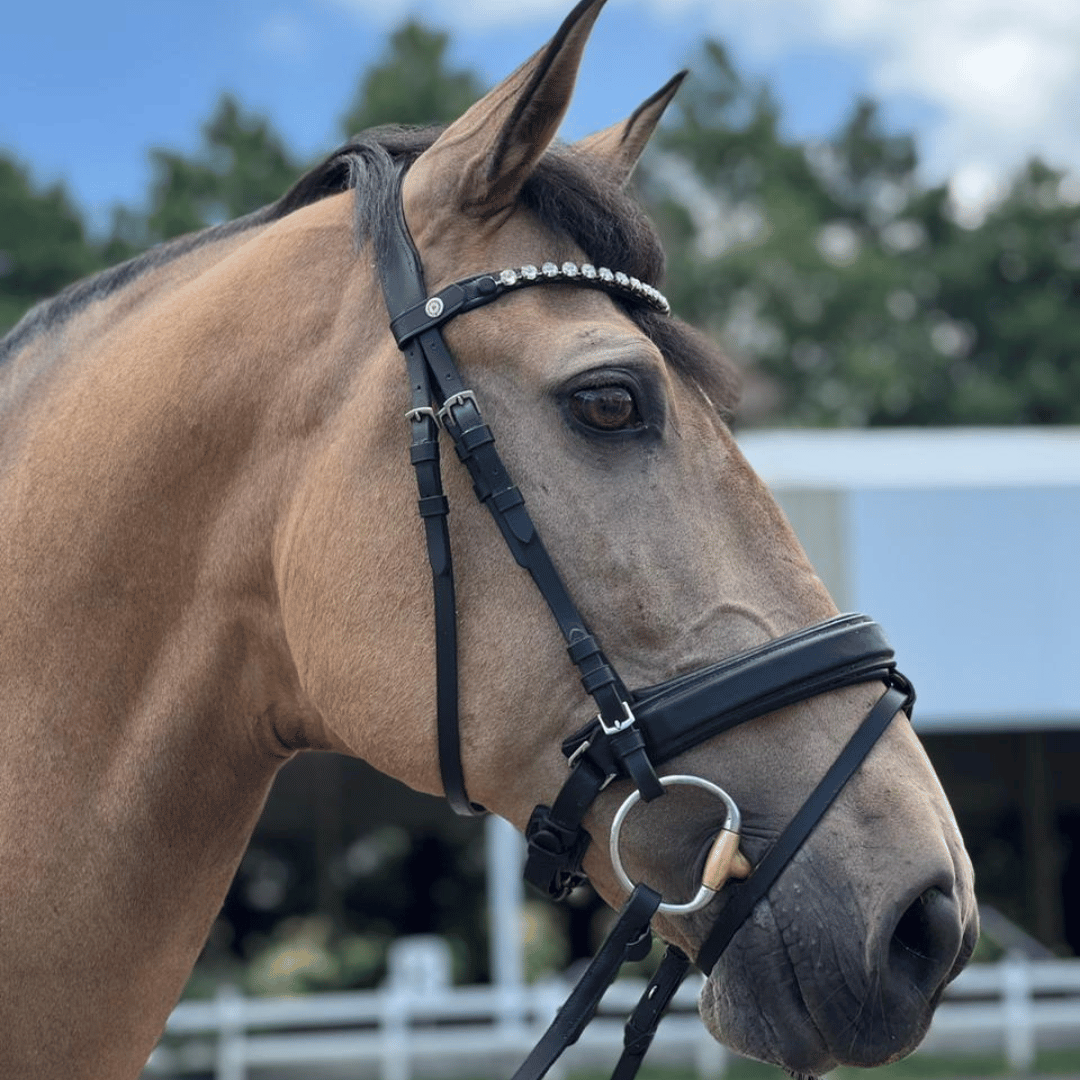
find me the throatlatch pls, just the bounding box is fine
[376,166,916,1080]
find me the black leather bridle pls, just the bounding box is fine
[377,169,916,1080]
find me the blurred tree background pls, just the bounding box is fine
[2,19,1078,988]
[645,40,1080,426]
[4,23,1078,426]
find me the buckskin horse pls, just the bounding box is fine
[0,1,976,1076]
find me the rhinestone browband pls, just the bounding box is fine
[489,261,670,315]
[389,260,670,350]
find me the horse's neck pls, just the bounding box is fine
[0,192,366,1077]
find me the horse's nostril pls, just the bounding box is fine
[889,886,963,995]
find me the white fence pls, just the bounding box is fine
[923,953,1080,1068]
[145,948,1080,1080]
[146,938,725,1080]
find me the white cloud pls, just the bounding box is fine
[325,0,569,29]
[816,2,1080,162]
[256,11,318,60]
[323,0,1080,216]
[677,0,1080,216]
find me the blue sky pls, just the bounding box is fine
[4,0,1078,233]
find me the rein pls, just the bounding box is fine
[377,170,916,1080]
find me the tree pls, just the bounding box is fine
[644,40,1080,426]
[1,19,487,341]
[339,21,485,135]
[912,159,1080,424]
[130,94,304,245]
[0,155,104,336]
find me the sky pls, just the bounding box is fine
[4,0,1080,234]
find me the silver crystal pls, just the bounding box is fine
[542,262,559,277]
[598,267,614,282]
[521,265,538,280]
[581,264,597,279]
[499,269,518,286]
[562,261,579,277]
[615,272,630,287]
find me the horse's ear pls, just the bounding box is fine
[403,0,606,224]
[574,71,686,187]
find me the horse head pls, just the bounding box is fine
[279,0,978,1074]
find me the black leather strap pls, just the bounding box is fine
[611,945,692,1080]
[389,210,480,813]
[696,681,912,975]
[524,758,605,899]
[530,615,902,898]
[562,614,896,767]
[376,167,665,815]
[511,884,661,1080]
[408,408,481,816]
[524,682,911,1079]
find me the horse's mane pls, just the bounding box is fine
[1,126,738,411]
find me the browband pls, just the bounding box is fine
[390,261,670,348]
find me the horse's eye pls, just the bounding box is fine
[569,386,642,432]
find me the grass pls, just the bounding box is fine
[567,1046,1080,1079]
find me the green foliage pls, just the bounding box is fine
[242,916,389,996]
[137,94,303,244]
[645,39,1080,426]
[922,159,1080,423]
[0,155,104,335]
[339,20,484,134]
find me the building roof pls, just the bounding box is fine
[737,427,1080,490]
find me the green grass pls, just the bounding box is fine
[567,1046,1080,1079]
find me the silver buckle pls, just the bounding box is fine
[438,390,478,425]
[565,738,616,791]
[405,405,438,424]
[565,733,618,790]
[598,699,637,736]
[566,738,592,771]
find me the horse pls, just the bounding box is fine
[0,1,977,1076]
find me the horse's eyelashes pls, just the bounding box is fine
[569,385,643,432]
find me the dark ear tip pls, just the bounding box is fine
[653,70,689,104]
[627,71,687,128]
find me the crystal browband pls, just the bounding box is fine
[489,261,670,315]
[389,260,670,348]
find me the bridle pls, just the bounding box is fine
[377,169,916,1080]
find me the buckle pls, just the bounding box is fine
[438,390,478,425]
[598,699,636,736]
[566,737,592,770]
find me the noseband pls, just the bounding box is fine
[377,170,915,1080]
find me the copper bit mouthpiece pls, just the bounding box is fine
[702,829,752,892]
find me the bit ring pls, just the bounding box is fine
[609,775,745,915]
